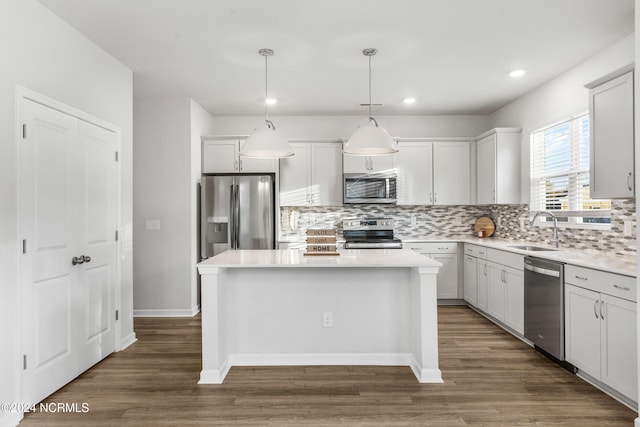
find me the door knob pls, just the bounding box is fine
[72,256,84,265]
[83,255,91,263]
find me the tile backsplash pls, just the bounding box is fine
[280,200,636,256]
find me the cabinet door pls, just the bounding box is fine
[431,253,458,299]
[369,154,395,173]
[564,284,601,379]
[343,152,395,174]
[590,71,634,199]
[202,140,238,173]
[487,262,505,321]
[396,142,432,205]
[279,143,310,206]
[477,259,488,311]
[476,134,496,204]
[600,294,637,401]
[433,142,471,205]
[504,266,524,334]
[463,255,477,306]
[238,140,277,173]
[311,143,343,206]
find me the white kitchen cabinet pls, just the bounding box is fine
[396,140,471,205]
[484,249,524,334]
[396,142,432,205]
[406,242,459,299]
[565,265,637,403]
[476,128,521,204]
[343,146,395,174]
[586,67,634,199]
[280,141,342,206]
[202,139,277,173]
[433,142,471,205]
[477,258,488,312]
[463,253,478,306]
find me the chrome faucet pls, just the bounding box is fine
[529,211,559,248]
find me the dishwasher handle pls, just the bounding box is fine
[524,263,560,278]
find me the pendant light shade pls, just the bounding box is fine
[344,48,398,155]
[239,48,294,158]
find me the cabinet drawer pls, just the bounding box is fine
[565,265,636,302]
[464,244,479,257]
[486,248,523,270]
[406,242,457,254]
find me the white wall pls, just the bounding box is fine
[0,1,133,425]
[133,97,215,315]
[489,33,635,202]
[211,115,491,139]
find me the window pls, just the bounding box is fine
[530,113,611,228]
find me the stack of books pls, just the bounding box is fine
[304,228,339,256]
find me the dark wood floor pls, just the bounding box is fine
[21,306,636,426]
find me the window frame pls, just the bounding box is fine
[529,112,611,230]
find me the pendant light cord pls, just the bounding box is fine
[264,52,269,126]
[368,53,372,121]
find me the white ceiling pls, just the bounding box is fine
[38,0,634,116]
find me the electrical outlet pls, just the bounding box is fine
[520,217,526,230]
[322,312,333,328]
[455,216,462,225]
[623,220,633,236]
[411,215,417,227]
[145,219,160,230]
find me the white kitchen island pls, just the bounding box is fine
[196,249,442,384]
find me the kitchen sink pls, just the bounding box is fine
[507,245,557,252]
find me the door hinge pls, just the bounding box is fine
[22,124,26,139]
[23,355,27,370]
[115,310,119,321]
[22,239,26,254]
[115,151,119,162]
[115,230,119,241]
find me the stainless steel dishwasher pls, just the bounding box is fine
[523,256,574,370]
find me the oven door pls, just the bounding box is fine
[343,174,397,204]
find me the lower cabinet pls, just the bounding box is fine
[483,249,524,335]
[477,258,488,311]
[565,283,637,402]
[463,253,477,306]
[406,242,459,299]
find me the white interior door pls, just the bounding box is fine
[20,98,117,405]
[77,121,117,372]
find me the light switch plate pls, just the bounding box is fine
[145,219,161,230]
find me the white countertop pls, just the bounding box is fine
[278,236,637,277]
[198,249,442,271]
[407,236,637,277]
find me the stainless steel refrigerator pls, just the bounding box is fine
[200,174,275,259]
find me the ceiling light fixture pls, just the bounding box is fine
[403,97,417,104]
[508,69,526,78]
[240,48,294,158]
[344,48,398,155]
[265,97,277,105]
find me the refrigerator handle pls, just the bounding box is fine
[229,184,236,249]
[234,184,240,248]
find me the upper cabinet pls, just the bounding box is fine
[280,141,343,206]
[396,140,471,205]
[476,128,521,205]
[585,66,635,199]
[343,146,395,174]
[202,139,277,173]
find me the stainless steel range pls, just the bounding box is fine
[343,218,402,249]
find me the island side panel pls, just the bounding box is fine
[223,267,413,359]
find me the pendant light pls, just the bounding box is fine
[344,48,398,155]
[240,48,294,158]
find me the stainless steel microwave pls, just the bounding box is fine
[343,173,397,204]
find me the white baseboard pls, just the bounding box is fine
[119,332,137,351]
[0,411,22,427]
[133,306,199,317]
[635,416,640,427]
[229,352,414,367]
[199,358,231,384]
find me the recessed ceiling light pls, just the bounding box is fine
[508,69,526,78]
[403,97,417,104]
[265,97,277,105]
